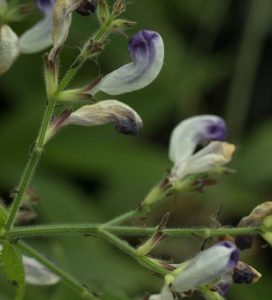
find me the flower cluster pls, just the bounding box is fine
[0,0,56,75]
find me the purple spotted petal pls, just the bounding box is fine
[218,241,240,269]
[90,29,164,95]
[169,115,227,166]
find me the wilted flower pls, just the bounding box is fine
[168,115,235,183]
[63,100,143,135]
[0,25,19,75]
[19,0,56,54]
[49,0,82,60]
[90,30,164,95]
[0,245,59,286]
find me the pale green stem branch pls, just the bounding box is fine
[6,224,263,240]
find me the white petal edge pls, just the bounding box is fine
[0,25,19,75]
[19,14,52,54]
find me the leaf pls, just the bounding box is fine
[1,243,25,300]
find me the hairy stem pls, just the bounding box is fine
[6,224,263,239]
[17,241,98,300]
[98,229,167,276]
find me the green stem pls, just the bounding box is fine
[4,15,117,231]
[5,95,57,231]
[6,224,263,239]
[17,242,98,300]
[98,229,167,276]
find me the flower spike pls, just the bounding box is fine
[64,100,143,135]
[91,30,164,95]
[19,0,56,54]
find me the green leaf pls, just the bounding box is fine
[1,243,25,300]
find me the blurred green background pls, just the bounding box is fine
[1,0,272,299]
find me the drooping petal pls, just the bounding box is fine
[91,30,164,95]
[49,0,81,59]
[169,116,227,167]
[22,255,60,285]
[19,0,56,54]
[171,241,239,294]
[65,100,143,135]
[0,25,19,75]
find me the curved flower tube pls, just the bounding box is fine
[168,115,233,182]
[19,0,56,54]
[0,25,19,75]
[64,99,143,135]
[91,30,164,95]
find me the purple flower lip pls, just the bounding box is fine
[199,119,227,144]
[36,0,55,14]
[218,241,239,269]
[128,30,159,61]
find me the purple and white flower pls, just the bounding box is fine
[168,115,234,182]
[90,30,164,95]
[19,0,56,54]
[149,242,239,300]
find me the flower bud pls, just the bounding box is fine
[96,0,110,23]
[65,100,143,135]
[90,30,164,95]
[0,25,19,75]
[76,0,96,16]
[112,0,126,17]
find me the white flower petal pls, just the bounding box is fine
[171,141,235,180]
[66,99,143,135]
[171,242,239,294]
[91,30,164,95]
[19,15,52,54]
[22,255,60,286]
[169,116,227,167]
[0,25,19,75]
